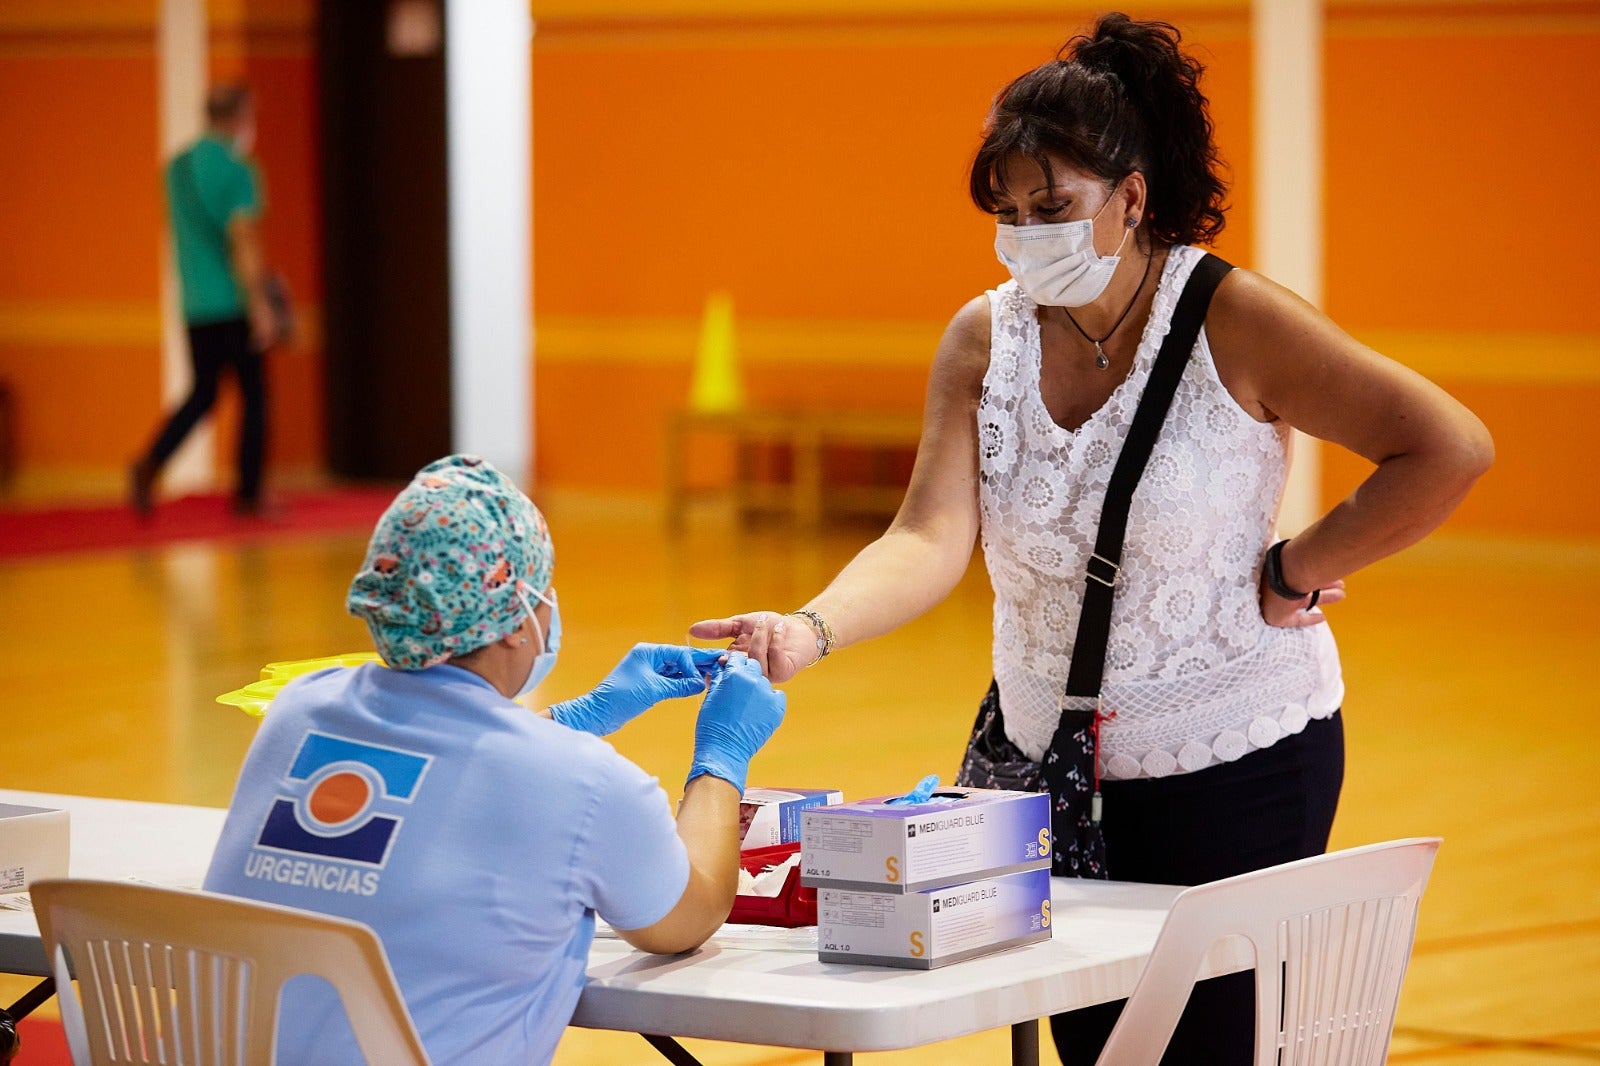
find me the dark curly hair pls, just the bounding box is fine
[969,12,1228,247]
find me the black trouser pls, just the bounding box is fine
[142,316,265,505]
[1051,712,1345,1065]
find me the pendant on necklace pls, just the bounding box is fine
[1094,342,1110,370]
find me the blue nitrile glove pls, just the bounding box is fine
[884,774,941,805]
[687,652,787,794]
[550,645,724,737]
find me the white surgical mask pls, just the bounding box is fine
[515,585,560,698]
[994,188,1130,307]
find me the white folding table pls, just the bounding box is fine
[0,790,224,977]
[0,790,1251,1065]
[579,878,1250,1065]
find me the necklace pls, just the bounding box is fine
[1062,248,1155,370]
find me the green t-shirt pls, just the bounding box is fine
[166,134,263,325]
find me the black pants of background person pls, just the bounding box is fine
[1051,712,1345,1066]
[137,317,266,509]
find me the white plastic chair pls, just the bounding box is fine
[1097,837,1441,1066]
[31,879,430,1065]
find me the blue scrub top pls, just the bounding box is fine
[205,663,690,1065]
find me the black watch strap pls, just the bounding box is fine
[1263,539,1308,600]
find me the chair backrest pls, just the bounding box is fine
[31,879,430,1066]
[1097,838,1441,1066]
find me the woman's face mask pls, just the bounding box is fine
[515,584,560,698]
[994,183,1130,307]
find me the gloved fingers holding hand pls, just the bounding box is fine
[631,643,722,699]
[666,647,728,684]
[551,643,720,737]
[687,651,787,795]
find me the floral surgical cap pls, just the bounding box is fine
[347,454,554,670]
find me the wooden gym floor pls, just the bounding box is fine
[2,496,1597,1063]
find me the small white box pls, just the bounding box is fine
[0,804,69,894]
[817,866,1053,968]
[740,787,842,849]
[801,787,1049,893]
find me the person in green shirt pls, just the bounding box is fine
[131,82,280,517]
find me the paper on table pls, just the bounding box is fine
[709,924,817,951]
[593,917,818,952]
[0,876,204,913]
[735,852,802,898]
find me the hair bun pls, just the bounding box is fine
[1074,12,1226,245]
[969,11,1227,247]
[1068,12,1181,89]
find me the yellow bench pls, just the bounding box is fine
[666,408,923,530]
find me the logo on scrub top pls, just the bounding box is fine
[255,732,432,868]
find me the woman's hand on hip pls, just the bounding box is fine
[688,612,817,684]
[1259,576,1347,628]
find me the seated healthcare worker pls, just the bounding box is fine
[205,454,786,1065]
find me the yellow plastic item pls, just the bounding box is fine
[215,652,383,717]
[688,289,745,412]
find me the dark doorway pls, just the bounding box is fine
[318,0,451,479]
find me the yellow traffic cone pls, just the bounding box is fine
[688,290,744,412]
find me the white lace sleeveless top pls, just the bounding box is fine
[978,245,1343,780]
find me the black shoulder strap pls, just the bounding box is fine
[1063,252,1235,700]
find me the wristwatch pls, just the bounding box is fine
[1264,540,1309,600]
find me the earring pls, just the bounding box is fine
[1125,217,1139,228]
[520,638,530,645]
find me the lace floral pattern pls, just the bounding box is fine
[979,246,1344,778]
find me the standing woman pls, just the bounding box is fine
[692,12,1492,1063]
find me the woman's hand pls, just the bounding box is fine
[688,612,819,684]
[688,298,992,687]
[1258,576,1347,628]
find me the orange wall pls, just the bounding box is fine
[0,1,323,482]
[533,18,1253,322]
[1324,27,1599,334]
[4,4,1597,542]
[0,41,163,465]
[531,12,1251,491]
[0,52,161,304]
[1322,23,1600,538]
[531,7,1600,541]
